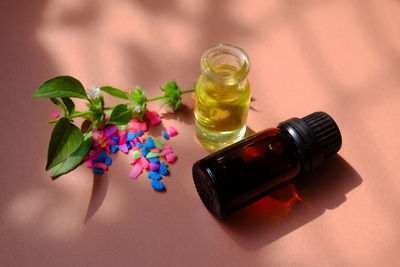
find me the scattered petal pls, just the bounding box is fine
[151,180,165,191]
[119,144,129,154]
[168,126,178,137]
[149,162,160,171]
[104,125,118,137]
[130,164,143,179]
[93,167,104,174]
[153,138,166,150]
[148,157,159,163]
[94,162,108,170]
[144,137,155,148]
[146,111,162,126]
[131,150,141,159]
[165,152,177,163]
[140,155,150,170]
[148,171,162,180]
[159,162,168,175]
[110,145,119,153]
[146,152,163,159]
[162,131,170,140]
[50,112,59,119]
[105,157,112,166]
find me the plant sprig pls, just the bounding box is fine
[32,75,194,178]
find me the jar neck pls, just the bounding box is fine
[201,44,250,85]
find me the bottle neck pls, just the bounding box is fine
[200,44,250,85]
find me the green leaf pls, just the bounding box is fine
[117,124,132,130]
[61,97,75,116]
[33,76,88,99]
[107,104,133,125]
[161,79,181,111]
[46,118,83,170]
[50,98,67,112]
[51,132,93,179]
[100,86,129,100]
[128,86,147,117]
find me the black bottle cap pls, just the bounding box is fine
[278,111,342,173]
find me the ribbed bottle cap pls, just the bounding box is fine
[278,111,342,173]
[301,112,342,159]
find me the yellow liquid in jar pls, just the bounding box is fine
[194,64,251,151]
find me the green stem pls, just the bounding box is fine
[181,89,195,94]
[146,89,195,102]
[48,110,92,123]
[146,95,166,102]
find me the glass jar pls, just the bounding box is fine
[194,44,251,151]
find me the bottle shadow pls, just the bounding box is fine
[217,155,362,251]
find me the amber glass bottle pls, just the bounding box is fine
[192,112,342,218]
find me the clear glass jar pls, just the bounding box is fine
[194,44,251,151]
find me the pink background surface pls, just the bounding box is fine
[1,0,400,266]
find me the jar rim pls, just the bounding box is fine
[200,44,250,83]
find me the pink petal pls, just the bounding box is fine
[106,138,117,146]
[86,160,94,169]
[119,144,129,154]
[151,148,161,153]
[89,150,99,160]
[163,144,172,150]
[129,156,140,165]
[104,125,118,137]
[94,162,108,170]
[129,164,143,179]
[161,149,172,156]
[119,134,127,145]
[136,136,144,144]
[129,118,148,132]
[168,126,178,137]
[50,112,59,119]
[146,111,162,126]
[165,153,177,163]
[92,130,100,141]
[140,155,150,170]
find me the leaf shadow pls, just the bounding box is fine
[84,172,109,223]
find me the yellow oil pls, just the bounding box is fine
[194,64,251,151]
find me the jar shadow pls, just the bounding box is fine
[217,155,362,251]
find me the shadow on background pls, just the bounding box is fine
[218,155,362,251]
[84,173,110,223]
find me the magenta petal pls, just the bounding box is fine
[104,125,118,137]
[119,144,129,154]
[168,126,178,137]
[161,149,172,156]
[151,148,160,153]
[140,155,150,170]
[86,160,94,169]
[94,162,108,170]
[119,134,127,145]
[165,153,177,163]
[163,144,172,150]
[92,130,100,141]
[106,138,117,146]
[50,112,60,119]
[146,111,162,126]
[149,162,160,171]
[129,164,143,179]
